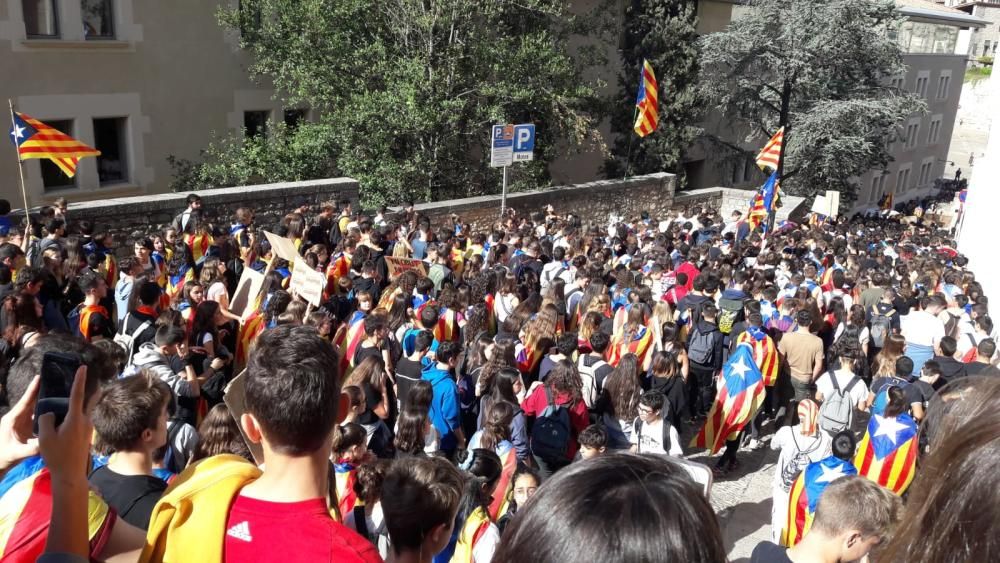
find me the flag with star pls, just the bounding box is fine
[8,112,100,177]
[691,343,765,454]
[781,455,858,547]
[853,413,918,495]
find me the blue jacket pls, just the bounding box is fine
[422,366,461,451]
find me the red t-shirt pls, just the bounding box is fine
[676,262,700,291]
[521,385,589,460]
[224,496,382,563]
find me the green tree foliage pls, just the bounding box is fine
[699,0,926,202]
[168,121,338,192]
[178,0,608,207]
[605,0,700,179]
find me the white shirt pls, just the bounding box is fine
[902,310,945,348]
[472,523,500,563]
[815,369,869,409]
[344,502,390,560]
[770,425,831,490]
[629,417,683,456]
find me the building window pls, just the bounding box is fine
[92,117,128,185]
[40,120,77,191]
[897,167,911,194]
[869,176,879,203]
[890,76,905,90]
[244,110,270,138]
[928,116,942,144]
[283,109,307,131]
[870,174,887,203]
[986,40,993,57]
[82,0,115,39]
[937,72,951,99]
[22,0,59,37]
[919,161,933,186]
[905,122,920,150]
[915,73,929,98]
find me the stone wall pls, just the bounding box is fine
[66,178,360,257]
[672,187,810,223]
[407,173,677,230]
[59,172,683,256]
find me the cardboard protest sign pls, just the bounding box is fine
[263,230,299,262]
[230,267,266,321]
[384,256,427,279]
[290,259,325,307]
[224,370,264,466]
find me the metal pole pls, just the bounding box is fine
[500,165,508,218]
[8,99,32,229]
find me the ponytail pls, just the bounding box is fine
[331,422,366,457]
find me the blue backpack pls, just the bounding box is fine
[871,378,911,416]
[530,386,572,461]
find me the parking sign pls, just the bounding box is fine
[513,124,535,162]
[490,124,514,167]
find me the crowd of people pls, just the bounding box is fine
[0,190,997,562]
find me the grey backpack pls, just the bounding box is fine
[819,373,861,434]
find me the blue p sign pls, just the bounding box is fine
[514,124,535,152]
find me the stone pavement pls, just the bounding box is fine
[946,78,993,183]
[681,425,781,561]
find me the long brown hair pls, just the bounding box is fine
[603,353,641,420]
[877,377,1000,562]
[479,400,513,450]
[191,404,252,464]
[872,333,905,377]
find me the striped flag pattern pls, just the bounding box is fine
[235,311,267,369]
[435,307,461,343]
[488,447,519,522]
[755,127,784,170]
[333,462,359,522]
[324,253,351,300]
[782,456,858,547]
[736,329,780,386]
[607,326,654,367]
[691,344,766,454]
[0,459,114,560]
[853,413,918,496]
[8,112,100,177]
[633,59,659,137]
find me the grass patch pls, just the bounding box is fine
[965,66,992,83]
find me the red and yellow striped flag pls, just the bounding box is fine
[853,413,918,495]
[736,329,780,386]
[691,344,765,454]
[9,112,100,177]
[755,127,784,171]
[633,59,659,137]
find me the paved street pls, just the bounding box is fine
[682,428,779,562]
[946,77,993,183]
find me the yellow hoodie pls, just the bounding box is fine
[141,454,261,563]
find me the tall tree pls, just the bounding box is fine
[605,0,700,179]
[198,0,608,207]
[698,0,925,203]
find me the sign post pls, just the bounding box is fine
[491,123,535,217]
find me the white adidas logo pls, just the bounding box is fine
[227,521,252,542]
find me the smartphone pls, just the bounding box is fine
[33,352,83,436]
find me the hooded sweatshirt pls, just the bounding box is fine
[132,342,198,398]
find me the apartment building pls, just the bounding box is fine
[0,1,300,208]
[950,1,1000,62]
[854,0,986,212]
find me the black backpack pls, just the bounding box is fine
[530,386,572,461]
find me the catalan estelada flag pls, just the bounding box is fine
[691,343,765,454]
[608,325,654,367]
[488,446,518,522]
[633,59,659,137]
[853,413,918,496]
[0,457,115,560]
[735,327,779,386]
[324,253,351,301]
[435,307,461,343]
[782,456,858,547]
[8,112,100,177]
[755,127,784,171]
[333,460,359,522]
[235,310,266,369]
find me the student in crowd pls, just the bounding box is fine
[496,466,541,534]
[770,399,832,541]
[422,340,466,459]
[89,373,172,530]
[142,325,381,562]
[494,453,726,563]
[344,461,390,560]
[522,359,589,476]
[577,423,608,460]
[629,391,682,456]
[752,476,901,563]
[381,456,465,563]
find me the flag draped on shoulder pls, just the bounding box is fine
[782,456,858,547]
[633,59,659,137]
[735,327,779,386]
[853,413,918,495]
[8,112,100,177]
[755,127,784,171]
[691,343,765,454]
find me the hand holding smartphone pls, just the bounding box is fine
[33,352,83,436]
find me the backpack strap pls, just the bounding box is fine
[353,505,372,542]
[634,418,644,452]
[543,385,554,408]
[844,376,861,394]
[829,371,841,393]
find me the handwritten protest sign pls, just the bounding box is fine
[290,259,325,307]
[385,256,427,279]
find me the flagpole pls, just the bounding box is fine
[768,126,786,235]
[624,104,639,180]
[7,100,32,230]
